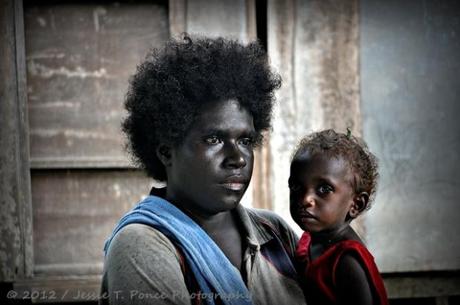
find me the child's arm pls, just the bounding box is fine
[335,254,374,305]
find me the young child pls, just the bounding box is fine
[289,129,389,305]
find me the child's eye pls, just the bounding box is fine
[205,136,222,145]
[317,184,333,196]
[288,178,302,192]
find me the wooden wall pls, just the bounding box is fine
[1,0,258,302]
[0,0,33,282]
[267,0,361,233]
[1,0,460,303]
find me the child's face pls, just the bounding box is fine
[289,152,356,233]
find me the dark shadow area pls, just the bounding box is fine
[256,0,267,51]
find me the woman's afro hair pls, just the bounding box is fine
[122,35,281,181]
[292,129,379,209]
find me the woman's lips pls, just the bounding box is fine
[220,182,246,191]
[220,175,248,191]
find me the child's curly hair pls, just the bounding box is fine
[122,35,281,181]
[293,129,379,209]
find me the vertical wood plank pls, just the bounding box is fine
[185,0,250,42]
[268,0,300,225]
[15,0,34,280]
[0,0,33,281]
[245,0,265,208]
[169,0,186,37]
[268,0,360,230]
[246,0,257,41]
[252,139,273,210]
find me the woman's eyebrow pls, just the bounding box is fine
[201,128,225,136]
[247,130,258,138]
[200,128,256,137]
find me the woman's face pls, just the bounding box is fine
[165,99,256,219]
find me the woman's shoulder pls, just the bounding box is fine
[106,223,181,262]
[246,208,293,233]
[101,224,192,304]
[244,207,299,251]
[246,207,284,221]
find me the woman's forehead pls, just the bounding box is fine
[192,99,254,132]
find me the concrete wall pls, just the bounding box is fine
[361,0,460,272]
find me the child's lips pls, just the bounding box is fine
[298,210,317,220]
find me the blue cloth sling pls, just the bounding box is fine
[104,195,253,305]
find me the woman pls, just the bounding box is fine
[100,35,306,305]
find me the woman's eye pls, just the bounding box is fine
[317,184,333,195]
[205,136,221,145]
[239,137,253,146]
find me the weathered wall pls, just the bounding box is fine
[169,0,255,43]
[24,1,169,280]
[2,0,460,302]
[186,0,252,41]
[26,2,169,168]
[0,0,33,281]
[31,170,151,276]
[361,0,460,272]
[267,0,360,231]
[3,0,257,301]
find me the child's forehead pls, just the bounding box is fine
[291,151,354,178]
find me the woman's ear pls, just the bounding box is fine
[156,144,172,167]
[349,192,369,219]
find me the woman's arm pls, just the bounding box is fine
[335,253,374,305]
[101,224,192,305]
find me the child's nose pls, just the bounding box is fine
[302,192,316,206]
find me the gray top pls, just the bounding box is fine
[100,205,307,305]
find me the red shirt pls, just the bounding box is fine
[296,232,389,305]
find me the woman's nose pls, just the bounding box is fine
[223,142,246,169]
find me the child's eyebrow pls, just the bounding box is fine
[315,177,336,186]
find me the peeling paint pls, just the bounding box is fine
[0,189,21,280]
[269,0,360,232]
[37,17,46,27]
[27,51,65,59]
[28,101,81,109]
[49,10,56,30]
[66,139,74,147]
[30,129,117,140]
[112,183,121,198]
[93,7,107,33]
[27,61,110,79]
